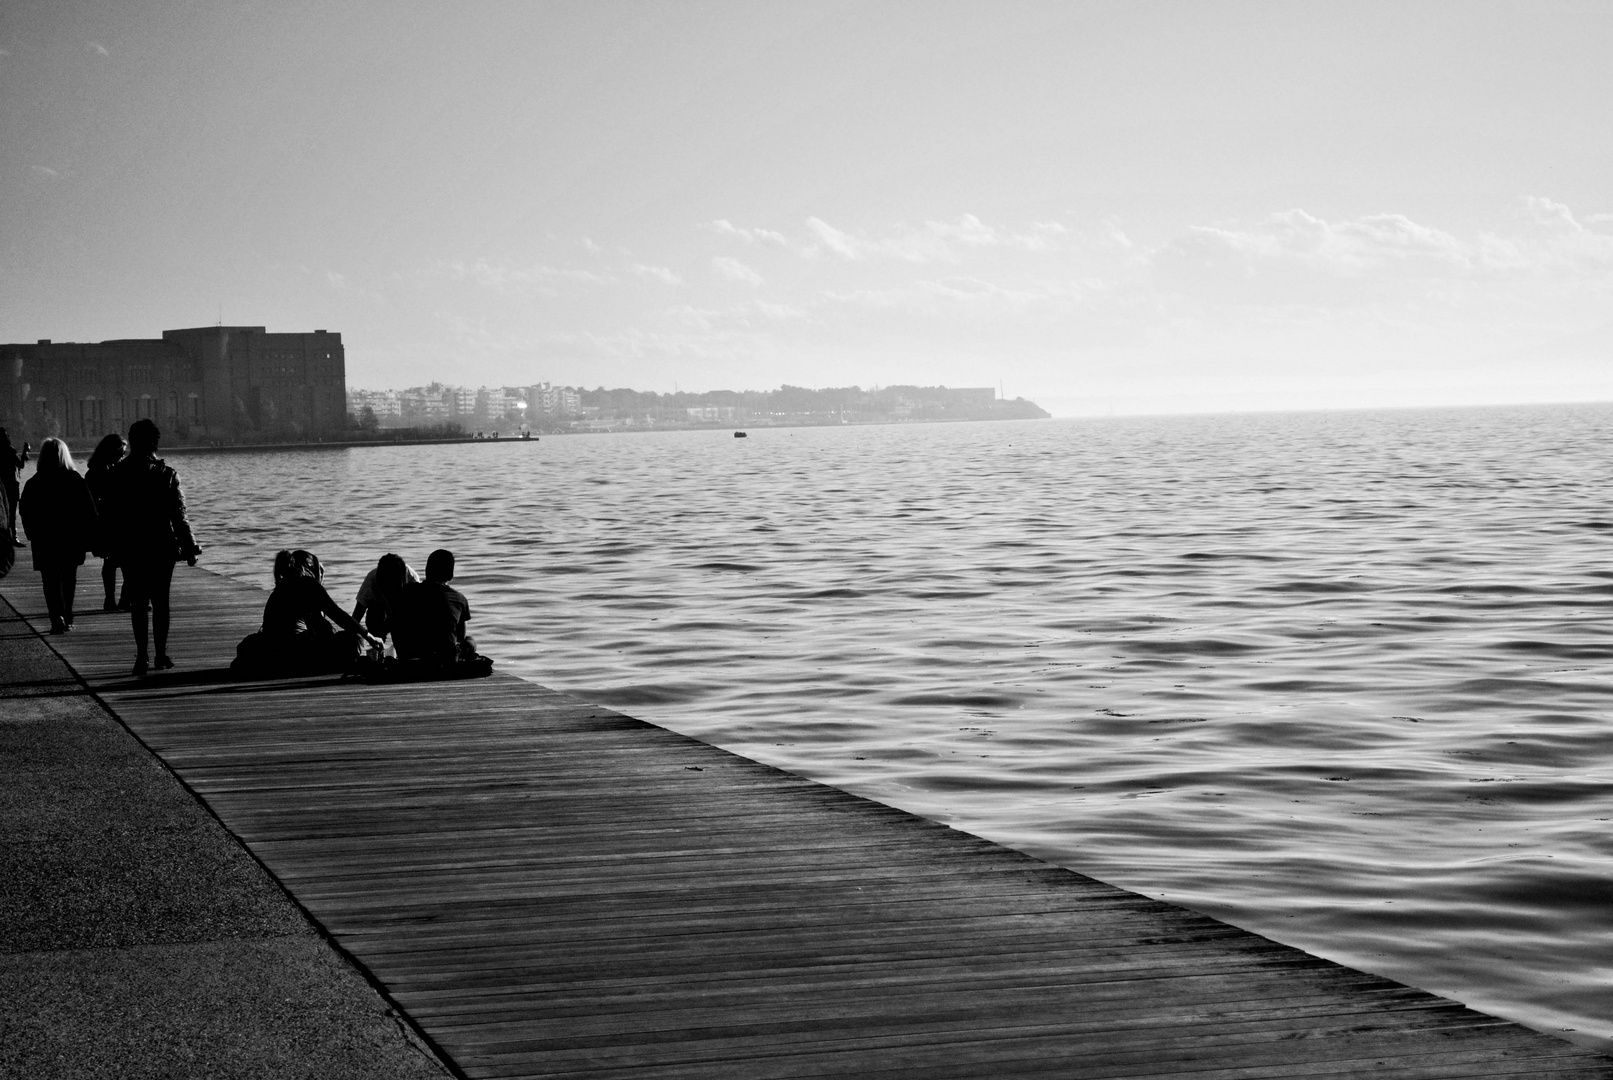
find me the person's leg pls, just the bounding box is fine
[40,565,66,632]
[125,560,152,671]
[60,563,77,627]
[151,559,176,666]
[102,558,118,609]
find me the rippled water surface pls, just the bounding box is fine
[174,405,1613,1049]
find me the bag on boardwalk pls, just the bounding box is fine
[350,654,494,684]
[232,630,362,678]
[230,632,271,675]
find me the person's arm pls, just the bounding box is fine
[167,471,201,564]
[76,474,98,553]
[352,569,375,621]
[314,581,382,647]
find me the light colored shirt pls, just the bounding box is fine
[355,562,420,609]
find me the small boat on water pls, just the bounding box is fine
[733,431,747,438]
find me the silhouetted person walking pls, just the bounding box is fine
[111,419,201,675]
[19,438,98,634]
[0,426,27,545]
[85,432,128,611]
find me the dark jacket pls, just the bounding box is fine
[261,576,365,638]
[109,454,199,564]
[85,460,120,558]
[393,580,471,662]
[20,468,98,570]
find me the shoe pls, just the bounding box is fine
[49,623,66,635]
[103,600,118,612]
[154,655,174,670]
[132,658,149,677]
[63,621,73,632]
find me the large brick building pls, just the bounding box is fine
[0,326,346,445]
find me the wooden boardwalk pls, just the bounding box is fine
[3,561,1608,1079]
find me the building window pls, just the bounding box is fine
[166,391,179,419]
[188,393,201,422]
[111,393,126,425]
[79,397,103,437]
[138,394,155,420]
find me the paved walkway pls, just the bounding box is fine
[0,581,451,1079]
[2,560,1609,1078]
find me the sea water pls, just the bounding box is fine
[171,404,1613,1049]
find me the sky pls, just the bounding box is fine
[3,0,1611,416]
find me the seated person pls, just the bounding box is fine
[351,552,419,639]
[235,549,382,675]
[392,548,477,666]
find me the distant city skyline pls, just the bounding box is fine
[4,2,1610,417]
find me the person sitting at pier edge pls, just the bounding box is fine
[86,433,129,611]
[19,438,99,634]
[392,548,477,666]
[111,419,202,676]
[235,549,382,675]
[351,552,419,640]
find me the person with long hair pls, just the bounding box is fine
[110,419,201,676]
[85,432,128,611]
[19,438,98,634]
[249,548,381,673]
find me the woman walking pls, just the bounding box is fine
[111,419,201,675]
[19,438,99,634]
[85,432,128,610]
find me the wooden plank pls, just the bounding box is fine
[2,561,1606,1080]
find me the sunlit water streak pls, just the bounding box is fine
[167,405,1613,1049]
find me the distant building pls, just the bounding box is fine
[449,385,479,420]
[346,387,401,422]
[528,382,580,418]
[1,326,346,444]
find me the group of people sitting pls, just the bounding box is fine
[233,546,490,681]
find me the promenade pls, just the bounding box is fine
[2,559,1609,1078]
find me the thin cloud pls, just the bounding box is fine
[31,165,58,177]
[712,256,764,287]
[632,264,684,285]
[707,219,787,246]
[803,214,1057,263]
[87,42,109,56]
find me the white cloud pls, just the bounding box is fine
[87,42,108,56]
[803,214,1062,263]
[712,256,764,286]
[754,300,807,321]
[31,165,58,177]
[632,263,683,285]
[708,219,787,246]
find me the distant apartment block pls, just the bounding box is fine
[529,382,580,418]
[346,388,402,421]
[1,326,346,444]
